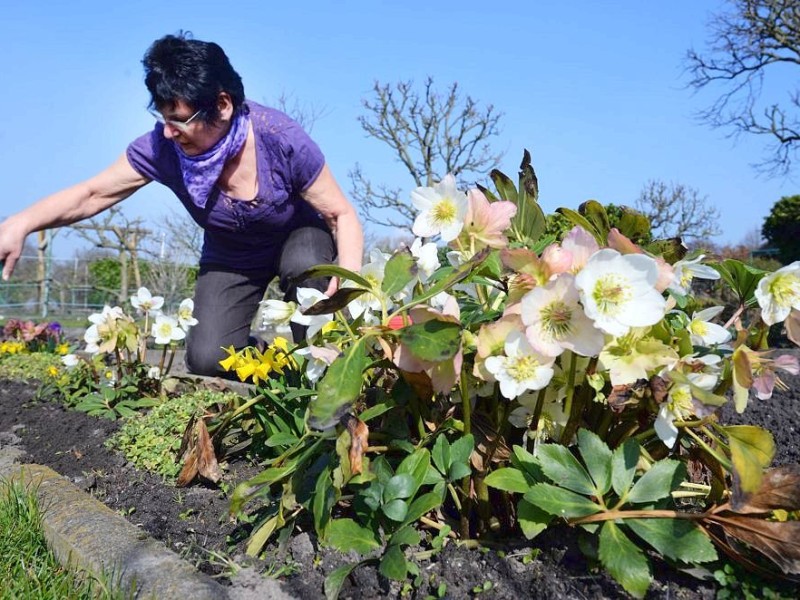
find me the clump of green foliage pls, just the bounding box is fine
[107,389,240,479]
[0,478,123,599]
[0,352,62,381]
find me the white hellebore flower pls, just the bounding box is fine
[151,315,186,345]
[574,249,666,337]
[410,238,440,282]
[291,287,333,341]
[88,305,125,325]
[347,249,390,320]
[84,324,101,354]
[411,174,468,242]
[688,306,731,347]
[61,354,79,369]
[520,274,605,357]
[295,344,340,383]
[484,331,555,400]
[654,384,695,448]
[668,255,720,296]
[177,298,198,329]
[259,299,296,337]
[755,261,800,325]
[130,287,164,313]
[147,366,162,380]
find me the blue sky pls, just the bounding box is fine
[0,1,795,259]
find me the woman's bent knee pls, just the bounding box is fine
[185,345,224,377]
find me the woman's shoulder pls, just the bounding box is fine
[246,101,309,142]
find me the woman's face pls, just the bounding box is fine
[157,97,232,156]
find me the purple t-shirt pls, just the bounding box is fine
[126,101,327,270]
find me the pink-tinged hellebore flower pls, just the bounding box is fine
[411,174,468,242]
[520,273,605,357]
[561,226,599,273]
[607,228,674,292]
[457,189,517,250]
[541,244,573,277]
[752,352,800,400]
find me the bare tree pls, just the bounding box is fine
[686,0,800,174]
[69,206,150,303]
[271,91,329,133]
[350,78,504,233]
[635,180,721,244]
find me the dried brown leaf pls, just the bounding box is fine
[400,369,433,402]
[607,379,647,412]
[176,451,198,487]
[648,375,668,404]
[731,464,800,514]
[342,414,369,476]
[196,418,222,483]
[470,413,510,472]
[708,514,800,576]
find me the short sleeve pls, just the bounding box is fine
[125,127,181,186]
[278,121,326,193]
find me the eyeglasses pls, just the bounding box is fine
[149,108,202,132]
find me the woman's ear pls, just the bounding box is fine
[217,92,234,121]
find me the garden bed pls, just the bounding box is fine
[1,373,798,599]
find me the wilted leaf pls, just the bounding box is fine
[725,425,775,494]
[731,464,800,514]
[599,521,652,598]
[176,449,199,488]
[196,418,222,483]
[399,369,433,402]
[708,514,800,576]
[324,561,364,600]
[342,414,369,476]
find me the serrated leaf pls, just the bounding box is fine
[524,483,601,518]
[612,439,640,497]
[382,249,418,296]
[511,445,545,482]
[626,519,717,563]
[536,444,596,495]
[299,264,372,288]
[599,521,651,598]
[431,435,450,475]
[518,498,551,539]
[398,319,462,362]
[301,287,369,316]
[310,337,368,428]
[449,434,474,466]
[379,545,408,580]
[327,518,381,554]
[627,460,684,504]
[485,467,533,493]
[577,429,613,495]
[725,425,776,494]
[382,498,409,522]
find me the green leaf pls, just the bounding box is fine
[359,400,396,422]
[577,429,613,495]
[712,259,765,306]
[517,498,551,539]
[536,444,596,495]
[324,561,363,600]
[246,514,281,557]
[556,207,603,244]
[627,460,684,504]
[485,467,533,493]
[379,545,408,581]
[313,466,335,537]
[311,337,368,427]
[616,208,651,242]
[389,525,421,547]
[626,519,717,564]
[327,518,381,554]
[396,449,431,498]
[725,425,776,493]
[398,319,462,362]
[266,432,300,447]
[612,439,640,497]
[524,483,602,518]
[511,445,544,482]
[431,435,450,475]
[599,521,651,598]
[511,150,546,243]
[407,248,491,307]
[382,249,418,296]
[490,168,518,203]
[447,462,472,481]
[299,264,372,288]
[403,487,445,525]
[382,498,409,522]
[579,200,611,242]
[384,473,416,502]
[449,434,474,467]
[301,287,369,316]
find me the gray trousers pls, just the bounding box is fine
[185,227,335,376]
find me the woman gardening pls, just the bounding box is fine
[0,33,363,376]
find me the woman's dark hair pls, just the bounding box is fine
[142,32,245,123]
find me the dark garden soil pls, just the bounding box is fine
[1,367,799,599]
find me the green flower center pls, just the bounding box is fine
[688,320,708,336]
[768,273,800,308]
[507,354,540,382]
[432,198,457,224]
[592,275,630,314]
[541,300,573,338]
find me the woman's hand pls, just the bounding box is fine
[0,217,28,280]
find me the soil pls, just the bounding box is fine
[0,364,798,599]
